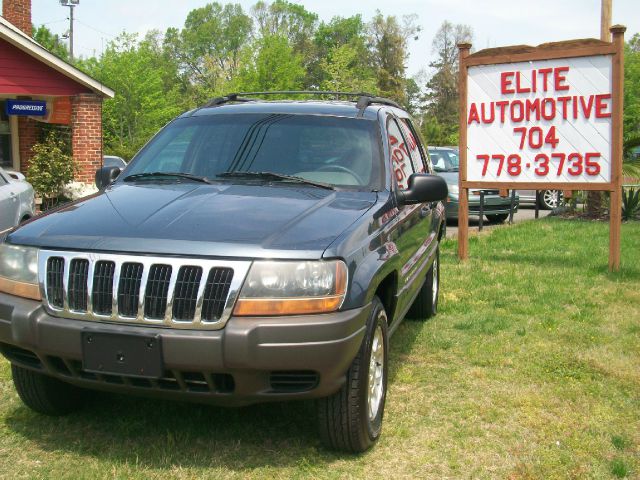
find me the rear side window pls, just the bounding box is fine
[399,119,428,174]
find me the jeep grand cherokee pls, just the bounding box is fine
[0,92,447,453]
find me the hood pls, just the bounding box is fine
[8,183,377,259]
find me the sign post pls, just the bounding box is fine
[457,26,625,271]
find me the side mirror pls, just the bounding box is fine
[396,173,448,205]
[95,166,122,190]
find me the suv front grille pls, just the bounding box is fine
[38,251,250,330]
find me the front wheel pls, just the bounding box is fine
[12,364,86,415]
[317,297,388,453]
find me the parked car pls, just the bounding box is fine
[0,167,35,231]
[517,189,563,210]
[0,93,448,453]
[429,147,518,223]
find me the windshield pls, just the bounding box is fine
[430,149,459,172]
[124,113,383,189]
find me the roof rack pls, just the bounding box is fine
[201,91,402,114]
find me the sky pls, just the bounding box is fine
[30,0,640,78]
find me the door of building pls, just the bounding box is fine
[0,101,13,169]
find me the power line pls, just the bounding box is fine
[74,18,117,39]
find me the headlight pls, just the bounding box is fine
[448,183,459,195]
[0,243,41,300]
[234,260,347,316]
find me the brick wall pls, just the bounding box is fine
[17,116,38,174]
[2,0,32,37]
[71,93,102,183]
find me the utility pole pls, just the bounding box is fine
[59,0,79,62]
[601,0,612,41]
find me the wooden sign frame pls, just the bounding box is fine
[457,26,626,271]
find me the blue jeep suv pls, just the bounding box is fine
[0,92,447,452]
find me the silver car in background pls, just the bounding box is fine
[0,167,35,231]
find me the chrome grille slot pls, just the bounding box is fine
[46,257,65,308]
[39,251,250,330]
[144,264,172,319]
[172,266,202,321]
[93,261,115,315]
[118,263,144,317]
[68,259,89,311]
[202,267,234,322]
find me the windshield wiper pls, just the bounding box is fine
[123,172,213,184]
[216,171,335,190]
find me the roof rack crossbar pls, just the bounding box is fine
[200,91,403,112]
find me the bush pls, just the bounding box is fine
[26,131,76,209]
[622,187,640,221]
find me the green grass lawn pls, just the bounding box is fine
[1,218,639,479]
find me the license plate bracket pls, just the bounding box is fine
[81,331,163,378]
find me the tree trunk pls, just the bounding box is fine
[586,190,604,218]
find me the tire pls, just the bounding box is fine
[408,248,439,320]
[12,364,85,415]
[317,296,389,453]
[486,213,509,223]
[537,190,562,210]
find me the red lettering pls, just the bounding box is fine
[580,96,594,118]
[481,102,495,123]
[572,96,579,119]
[541,98,555,120]
[595,93,611,118]
[538,68,552,92]
[496,101,509,123]
[557,96,571,119]
[510,100,524,122]
[525,98,540,121]
[554,66,570,91]
[501,71,515,94]
[515,71,531,93]
[468,103,480,124]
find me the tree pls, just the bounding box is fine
[86,33,184,159]
[368,12,420,105]
[164,2,253,102]
[422,21,473,146]
[320,43,376,93]
[234,34,305,92]
[310,15,372,89]
[33,25,70,61]
[623,33,640,178]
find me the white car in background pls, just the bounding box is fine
[0,167,35,231]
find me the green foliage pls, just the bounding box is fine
[622,187,640,221]
[163,2,252,102]
[85,32,185,159]
[33,25,70,61]
[319,43,376,93]
[26,131,76,203]
[421,21,473,146]
[235,35,305,92]
[369,11,420,105]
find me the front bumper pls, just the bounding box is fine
[0,292,369,406]
[446,194,519,219]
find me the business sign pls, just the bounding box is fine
[457,27,626,271]
[467,56,612,183]
[5,100,47,116]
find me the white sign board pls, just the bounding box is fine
[466,55,613,183]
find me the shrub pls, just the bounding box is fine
[26,131,76,209]
[622,187,640,221]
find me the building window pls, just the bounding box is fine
[0,101,12,169]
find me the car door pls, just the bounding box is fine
[0,171,18,230]
[386,115,436,318]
